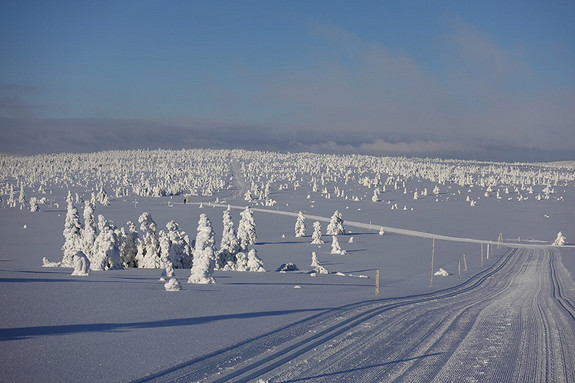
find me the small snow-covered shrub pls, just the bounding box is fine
[276,263,298,272]
[42,257,61,268]
[434,268,449,276]
[71,251,90,276]
[164,278,182,291]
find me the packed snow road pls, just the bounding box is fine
[134,247,575,383]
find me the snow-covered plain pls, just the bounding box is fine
[0,149,574,382]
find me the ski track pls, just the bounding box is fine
[131,246,575,383]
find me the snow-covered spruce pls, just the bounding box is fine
[237,206,257,251]
[61,202,83,267]
[310,251,319,267]
[294,211,306,237]
[29,197,39,212]
[164,220,192,268]
[217,208,240,270]
[71,250,90,276]
[159,231,175,281]
[235,249,266,272]
[135,212,160,269]
[82,201,97,262]
[117,221,139,268]
[330,236,345,255]
[326,210,345,236]
[552,232,566,246]
[90,215,122,271]
[188,213,216,284]
[311,221,324,244]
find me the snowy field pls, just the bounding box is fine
[0,149,574,382]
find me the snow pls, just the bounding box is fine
[1,149,574,382]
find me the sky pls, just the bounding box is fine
[1,0,574,161]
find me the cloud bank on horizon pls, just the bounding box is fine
[1,1,574,162]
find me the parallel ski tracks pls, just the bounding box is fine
[132,249,516,383]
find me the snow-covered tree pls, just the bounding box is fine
[331,236,344,255]
[552,232,566,246]
[18,183,26,206]
[165,220,192,268]
[29,197,39,212]
[81,201,97,261]
[135,212,160,268]
[71,250,90,276]
[311,221,324,244]
[311,251,319,267]
[61,202,82,267]
[237,206,257,250]
[117,223,139,268]
[294,211,306,237]
[326,210,345,235]
[217,208,240,270]
[159,230,175,280]
[188,213,216,284]
[91,215,122,271]
[247,249,265,272]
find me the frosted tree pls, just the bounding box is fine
[71,250,90,276]
[294,211,306,237]
[117,221,138,267]
[234,252,249,271]
[61,202,83,267]
[331,236,344,255]
[91,215,122,271]
[159,230,175,280]
[311,221,324,244]
[7,184,16,208]
[217,208,240,270]
[165,221,192,268]
[18,183,26,207]
[135,212,160,268]
[311,251,319,267]
[81,201,97,262]
[326,210,345,235]
[188,213,216,284]
[29,197,39,212]
[552,232,566,246]
[246,249,265,272]
[237,206,257,251]
[96,185,111,206]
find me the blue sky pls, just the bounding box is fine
[1,1,574,161]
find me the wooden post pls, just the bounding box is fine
[486,243,490,259]
[458,260,461,279]
[481,243,484,266]
[375,270,380,296]
[429,238,435,287]
[463,253,468,271]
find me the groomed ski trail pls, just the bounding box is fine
[132,247,575,383]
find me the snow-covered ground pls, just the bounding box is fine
[0,150,574,382]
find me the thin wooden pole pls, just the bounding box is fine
[375,270,380,296]
[486,243,490,259]
[481,243,484,266]
[429,238,435,287]
[458,260,461,279]
[463,253,468,271]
